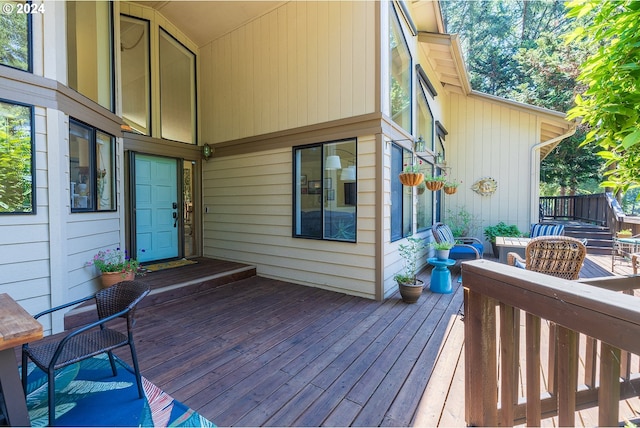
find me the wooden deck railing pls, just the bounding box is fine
[462,260,640,427]
[540,194,608,225]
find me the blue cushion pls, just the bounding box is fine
[530,223,565,237]
[450,242,484,260]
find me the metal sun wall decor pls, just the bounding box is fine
[471,176,497,196]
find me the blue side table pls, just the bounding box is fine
[427,257,456,294]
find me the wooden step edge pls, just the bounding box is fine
[63,265,257,330]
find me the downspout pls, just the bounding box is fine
[529,126,576,224]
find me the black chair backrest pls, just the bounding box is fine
[95,280,150,320]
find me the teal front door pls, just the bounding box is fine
[134,154,179,262]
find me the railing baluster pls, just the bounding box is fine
[499,303,517,426]
[526,313,541,426]
[464,288,498,426]
[599,342,621,426]
[554,326,578,426]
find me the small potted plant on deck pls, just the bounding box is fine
[394,236,426,303]
[431,241,454,260]
[87,248,141,288]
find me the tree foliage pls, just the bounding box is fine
[440,0,605,195]
[566,0,640,193]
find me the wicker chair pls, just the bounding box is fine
[21,280,150,426]
[507,236,587,280]
[431,222,484,260]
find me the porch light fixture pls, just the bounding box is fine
[435,152,444,164]
[414,136,425,152]
[202,143,213,161]
[325,155,342,170]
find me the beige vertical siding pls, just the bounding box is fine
[200,1,376,144]
[444,92,541,243]
[204,136,378,299]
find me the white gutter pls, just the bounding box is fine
[529,126,577,224]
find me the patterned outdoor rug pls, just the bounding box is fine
[143,258,198,272]
[23,354,214,427]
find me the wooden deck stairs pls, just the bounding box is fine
[64,258,256,330]
[561,222,613,255]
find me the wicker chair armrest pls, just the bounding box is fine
[632,253,640,275]
[454,242,481,258]
[33,295,95,319]
[507,252,525,266]
[48,306,133,368]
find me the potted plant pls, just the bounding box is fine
[443,180,460,194]
[398,162,424,186]
[423,175,447,191]
[484,222,522,257]
[617,229,633,238]
[431,241,454,260]
[87,248,141,288]
[394,236,426,303]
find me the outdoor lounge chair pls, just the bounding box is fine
[530,223,565,237]
[21,280,150,426]
[507,235,586,280]
[431,222,484,260]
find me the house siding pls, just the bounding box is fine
[444,92,542,242]
[204,136,378,299]
[200,1,377,144]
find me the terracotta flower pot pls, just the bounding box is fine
[100,271,135,288]
[425,180,444,191]
[398,173,424,187]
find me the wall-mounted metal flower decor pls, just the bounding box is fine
[471,177,497,196]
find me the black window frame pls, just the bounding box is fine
[0,1,33,72]
[391,143,413,242]
[293,139,357,243]
[69,118,116,213]
[0,98,35,214]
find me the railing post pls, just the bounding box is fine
[499,304,518,426]
[526,313,541,426]
[464,288,498,426]
[599,342,621,427]
[557,326,578,426]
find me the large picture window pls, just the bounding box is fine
[389,6,412,134]
[120,15,150,135]
[294,139,357,242]
[391,144,412,241]
[66,1,114,111]
[0,100,34,214]
[69,119,115,212]
[0,1,32,71]
[159,28,196,144]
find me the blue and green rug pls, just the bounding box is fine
[23,354,215,427]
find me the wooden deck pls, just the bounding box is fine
[19,252,637,427]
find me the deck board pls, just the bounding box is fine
[17,252,638,427]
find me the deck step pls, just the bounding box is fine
[562,223,614,255]
[64,263,256,330]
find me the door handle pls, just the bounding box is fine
[173,211,178,228]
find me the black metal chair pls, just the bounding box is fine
[21,280,150,426]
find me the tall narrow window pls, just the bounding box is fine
[0,1,32,71]
[0,99,34,214]
[120,15,150,135]
[159,28,196,144]
[66,1,113,111]
[294,139,357,242]
[70,119,115,212]
[417,86,434,152]
[391,144,412,241]
[417,159,434,232]
[389,6,411,133]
